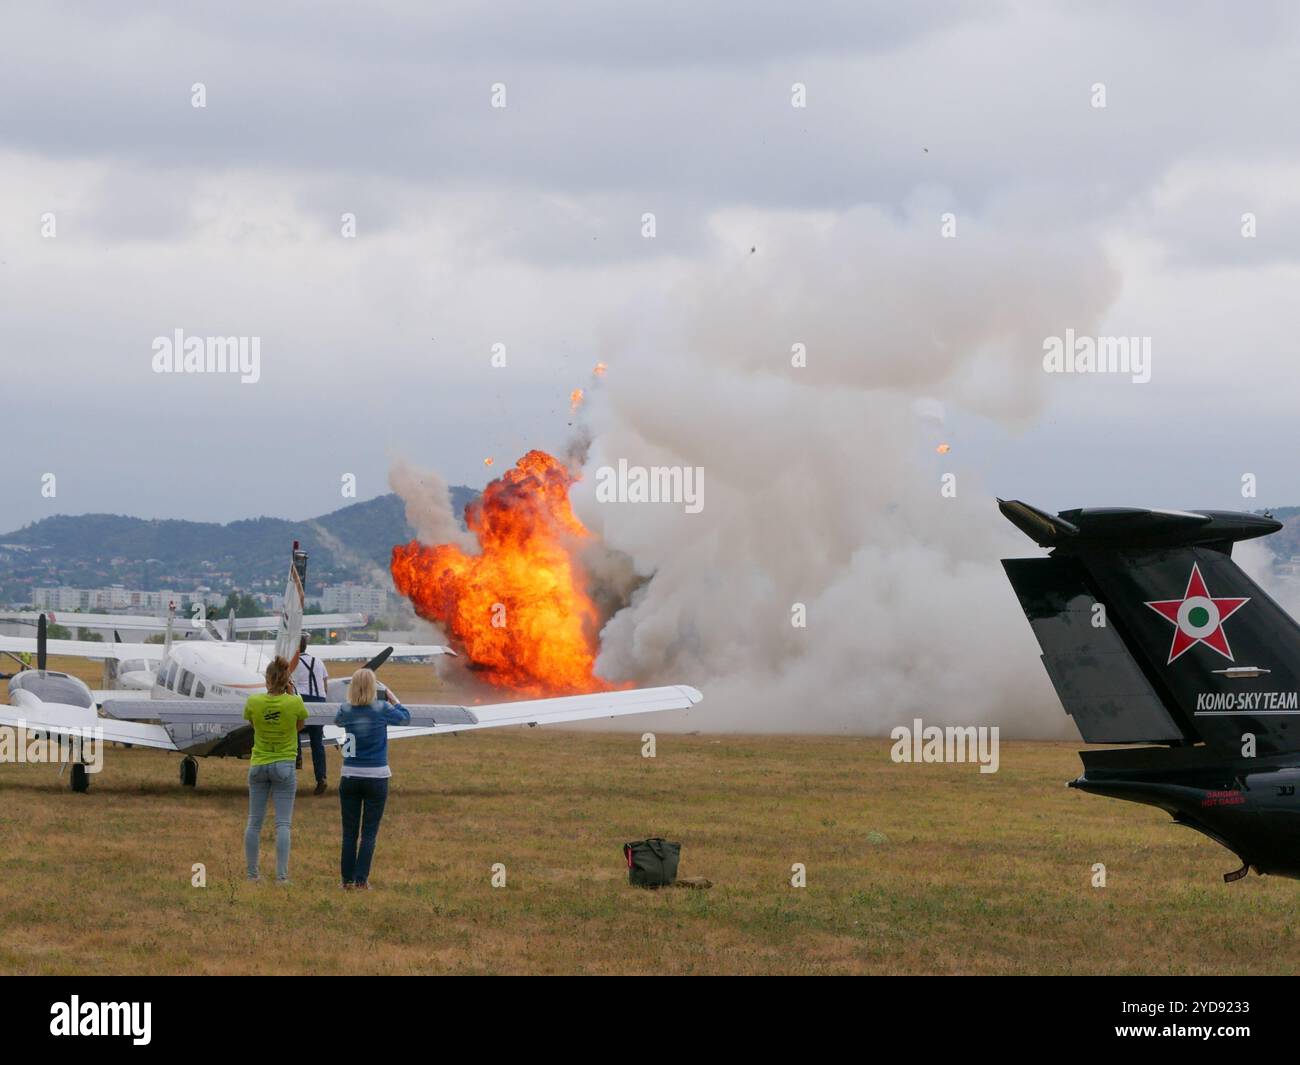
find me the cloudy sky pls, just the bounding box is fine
[2,1,1299,531]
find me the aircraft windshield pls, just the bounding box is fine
[11,671,93,709]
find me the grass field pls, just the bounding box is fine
[2,657,1299,974]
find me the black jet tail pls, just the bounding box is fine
[1000,500,1300,756]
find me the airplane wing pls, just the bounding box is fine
[0,702,179,750]
[307,642,454,661]
[391,685,704,735]
[212,640,453,661]
[0,635,158,661]
[0,611,176,633]
[103,699,475,727]
[0,630,422,663]
[103,685,702,733]
[230,614,369,633]
[0,611,368,634]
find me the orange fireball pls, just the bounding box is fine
[391,450,614,697]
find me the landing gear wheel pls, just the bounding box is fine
[179,756,198,788]
[70,762,89,793]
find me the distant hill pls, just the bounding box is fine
[1262,509,1300,559]
[0,487,477,600]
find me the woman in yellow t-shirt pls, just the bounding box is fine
[242,657,309,883]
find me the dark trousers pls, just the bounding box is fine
[340,776,389,885]
[298,696,327,783]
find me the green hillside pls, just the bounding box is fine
[0,488,476,603]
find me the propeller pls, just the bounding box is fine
[363,646,394,672]
[226,608,236,642]
[37,612,47,672]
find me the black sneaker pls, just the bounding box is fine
[314,780,328,796]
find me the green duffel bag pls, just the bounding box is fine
[623,837,681,888]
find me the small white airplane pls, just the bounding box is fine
[0,599,446,700]
[0,597,398,693]
[0,544,703,792]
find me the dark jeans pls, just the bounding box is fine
[298,700,327,783]
[340,776,389,885]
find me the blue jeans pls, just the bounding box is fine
[246,760,297,881]
[340,776,389,885]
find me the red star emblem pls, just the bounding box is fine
[1144,562,1249,665]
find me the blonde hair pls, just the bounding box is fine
[265,656,294,696]
[349,668,377,706]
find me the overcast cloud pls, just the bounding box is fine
[2,1,1299,531]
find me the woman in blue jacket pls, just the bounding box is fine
[334,667,410,889]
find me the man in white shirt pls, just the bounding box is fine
[292,633,331,795]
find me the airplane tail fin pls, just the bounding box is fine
[103,631,122,689]
[163,601,175,657]
[273,542,308,662]
[1000,500,1299,755]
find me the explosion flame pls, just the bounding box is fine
[391,450,615,696]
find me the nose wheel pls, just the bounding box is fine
[179,756,198,788]
[70,762,89,793]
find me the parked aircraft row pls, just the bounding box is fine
[0,543,701,791]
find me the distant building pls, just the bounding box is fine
[30,586,214,613]
[31,587,86,611]
[321,583,389,614]
[87,586,131,610]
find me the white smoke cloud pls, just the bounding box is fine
[573,203,1119,735]
[305,520,392,591]
[1236,537,1300,619]
[305,515,448,643]
[388,457,476,552]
